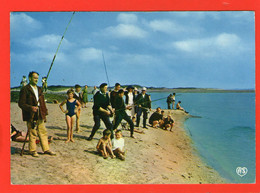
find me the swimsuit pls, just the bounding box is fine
[66,99,77,117]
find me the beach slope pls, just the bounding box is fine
[10,102,225,184]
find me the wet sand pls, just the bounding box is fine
[10,102,226,184]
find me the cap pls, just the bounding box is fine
[142,87,147,91]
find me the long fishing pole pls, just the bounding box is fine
[102,51,111,88]
[46,11,76,81]
[21,12,76,156]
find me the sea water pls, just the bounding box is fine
[149,92,255,183]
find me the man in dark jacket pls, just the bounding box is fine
[114,89,135,138]
[135,87,151,129]
[18,71,55,157]
[87,83,114,140]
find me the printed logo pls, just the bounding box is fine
[236,167,248,177]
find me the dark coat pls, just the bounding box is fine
[18,84,48,122]
[136,93,151,109]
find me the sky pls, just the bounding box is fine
[10,11,255,89]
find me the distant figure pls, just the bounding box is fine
[82,85,88,108]
[176,101,188,113]
[167,94,173,109]
[113,89,135,138]
[171,93,176,109]
[96,129,115,159]
[41,76,47,93]
[135,87,151,129]
[18,71,56,157]
[133,87,139,119]
[149,107,164,128]
[20,76,28,88]
[112,130,125,160]
[110,83,121,108]
[59,89,81,143]
[163,115,174,131]
[73,84,82,132]
[92,86,99,96]
[125,85,136,119]
[87,83,114,141]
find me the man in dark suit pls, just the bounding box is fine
[87,83,114,140]
[18,71,56,157]
[135,87,151,129]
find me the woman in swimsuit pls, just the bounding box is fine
[60,89,81,143]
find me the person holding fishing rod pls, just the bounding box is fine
[87,83,114,141]
[18,71,56,157]
[135,87,151,129]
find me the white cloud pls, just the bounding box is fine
[24,34,71,50]
[105,24,147,38]
[172,33,241,56]
[77,47,102,62]
[10,13,41,32]
[148,19,185,34]
[117,13,138,24]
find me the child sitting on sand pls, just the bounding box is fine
[96,129,116,159]
[112,130,125,160]
[59,89,81,143]
[163,115,174,131]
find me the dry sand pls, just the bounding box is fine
[10,102,226,184]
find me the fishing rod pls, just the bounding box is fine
[115,96,168,112]
[102,51,111,88]
[46,11,76,81]
[21,12,76,156]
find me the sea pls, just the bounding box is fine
[149,92,255,184]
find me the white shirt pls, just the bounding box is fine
[30,84,39,106]
[112,138,125,151]
[128,92,134,105]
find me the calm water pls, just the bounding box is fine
[149,92,255,183]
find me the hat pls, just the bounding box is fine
[99,83,108,89]
[134,87,138,91]
[127,85,134,90]
[142,87,147,91]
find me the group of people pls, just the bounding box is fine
[148,107,175,131]
[16,71,184,160]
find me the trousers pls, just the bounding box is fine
[27,119,49,152]
[90,113,113,138]
[114,112,134,135]
[136,108,148,128]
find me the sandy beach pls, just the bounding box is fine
[10,102,226,184]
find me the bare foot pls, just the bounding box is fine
[70,139,75,142]
[111,155,116,159]
[65,139,70,143]
[130,135,136,139]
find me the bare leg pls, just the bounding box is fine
[106,145,116,158]
[76,109,81,132]
[65,115,71,143]
[70,115,75,142]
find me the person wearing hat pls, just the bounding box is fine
[110,83,121,108]
[135,87,151,129]
[125,85,136,118]
[87,83,114,141]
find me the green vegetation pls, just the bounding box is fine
[11,91,67,103]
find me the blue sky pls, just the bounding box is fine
[10,11,255,89]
